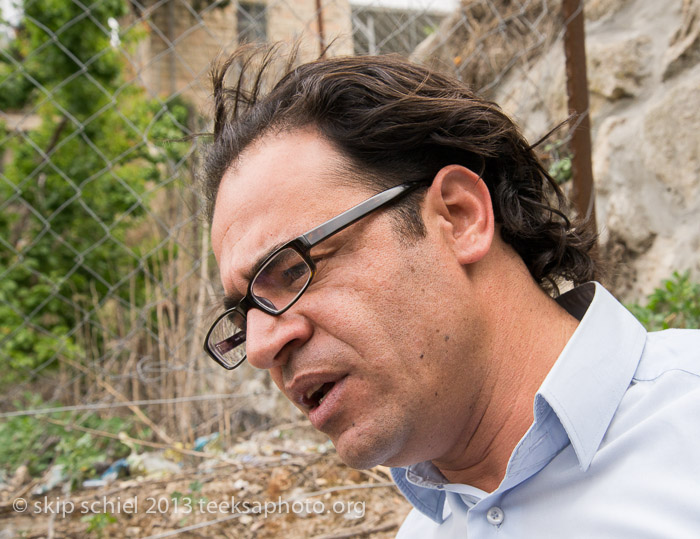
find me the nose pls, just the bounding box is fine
[245,307,314,370]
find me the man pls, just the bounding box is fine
[201,46,700,537]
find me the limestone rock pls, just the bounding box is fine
[494,44,567,142]
[593,115,656,252]
[663,0,700,80]
[587,34,652,101]
[489,0,700,301]
[585,0,634,23]
[642,77,700,208]
[593,71,700,301]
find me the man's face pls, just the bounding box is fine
[211,129,487,469]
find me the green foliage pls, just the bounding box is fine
[543,142,573,184]
[1,0,126,112]
[56,432,108,489]
[0,46,36,110]
[0,394,139,486]
[1,0,191,381]
[548,155,572,185]
[19,0,127,115]
[81,512,117,538]
[628,272,700,331]
[171,479,207,524]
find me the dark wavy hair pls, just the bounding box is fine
[202,44,598,294]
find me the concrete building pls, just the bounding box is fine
[128,0,447,109]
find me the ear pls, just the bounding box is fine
[424,165,494,265]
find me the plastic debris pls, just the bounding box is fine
[32,464,68,496]
[102,458,129,481]
[127,452,181,478]
[82,458,129,488]
[82,479,108,488]
[193,432,219,452]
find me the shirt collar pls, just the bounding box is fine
[391,282,648,521]
[538,282,647,470]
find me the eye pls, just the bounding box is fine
[282,261,309,285]
[252,247,312,307]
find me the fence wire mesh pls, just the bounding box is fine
[1,0,577,445]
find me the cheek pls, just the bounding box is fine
[306,235,454,361]
[269,368,285,391]
[324,256,418,336]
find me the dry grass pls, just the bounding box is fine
[413,0,560,93]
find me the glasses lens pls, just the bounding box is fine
[207,309,246,369]
[252,247,311,312]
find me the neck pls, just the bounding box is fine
[433,248,579,492]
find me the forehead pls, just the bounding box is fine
[211,129,368,290]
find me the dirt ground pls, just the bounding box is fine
[0,422,412,538]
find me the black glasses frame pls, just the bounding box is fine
[204,180,428,370]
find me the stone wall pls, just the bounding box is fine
[492,0,700,301]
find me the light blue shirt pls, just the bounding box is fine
[392,282,700,538]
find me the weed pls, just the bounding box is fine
[0,394,141,488]
[81,512,117,538]
[628,271,700,331]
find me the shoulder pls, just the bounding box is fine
[563,328,700,529]
[609,328,700,440]
[634,328,700,382]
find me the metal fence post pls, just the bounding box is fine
[316,0,326,57]
[562,0,597,232]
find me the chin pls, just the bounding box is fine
[332,427,405,470]
[336,447,384,469]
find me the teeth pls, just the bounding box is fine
[318,393,327,405]
[305,383,324,401]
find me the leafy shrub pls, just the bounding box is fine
[0,394,144,488]
[628,272,700,331]
[0,0,191,382]
[542,142,573,185]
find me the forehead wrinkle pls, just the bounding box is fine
[216,168,357,260]
[218,230,276,298]
[211,134,282,257]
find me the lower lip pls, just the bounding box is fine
[308,376,348,430]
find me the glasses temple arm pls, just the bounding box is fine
[301,182,423,247]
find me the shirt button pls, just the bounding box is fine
[486,506,505,526]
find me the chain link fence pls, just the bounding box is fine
[1,0,585,446]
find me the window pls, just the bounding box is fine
[237,2,267,43]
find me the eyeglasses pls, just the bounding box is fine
[204,180,427,370]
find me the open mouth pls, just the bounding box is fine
[302,382,335,410]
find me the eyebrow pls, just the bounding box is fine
[221,238,288,311]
